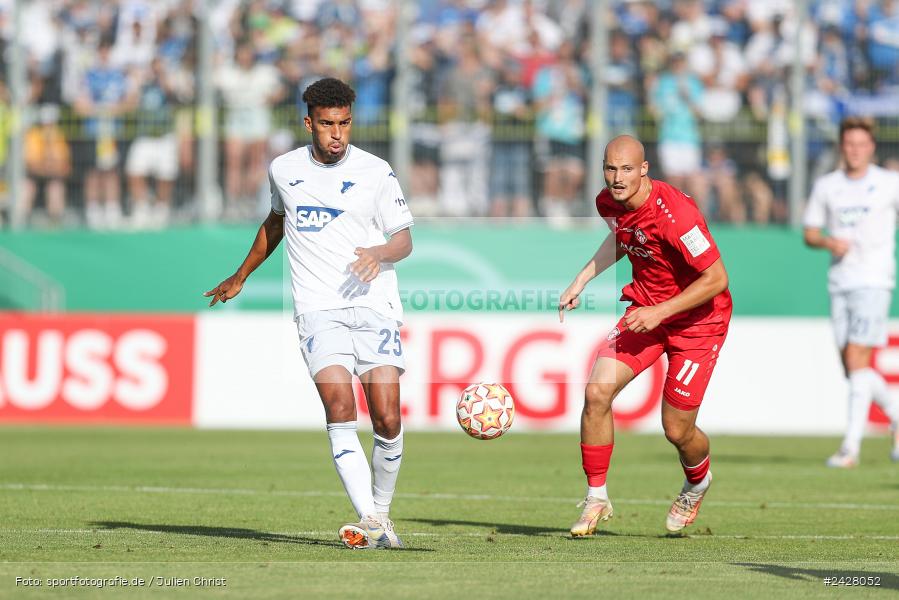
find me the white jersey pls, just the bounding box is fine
[270,144,413,321]
[803,165,899,293]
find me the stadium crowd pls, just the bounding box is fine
[2,0,899,229]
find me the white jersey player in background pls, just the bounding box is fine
[205,78,414,548]
[803,117,899,467]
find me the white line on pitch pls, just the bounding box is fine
[3,529,899,541]
[1,483,897,512]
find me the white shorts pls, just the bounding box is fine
[830,288,892,348]
[296,307,406,379]
[657,141,701,176]
[125,135,178,180]
[224,107,271,141]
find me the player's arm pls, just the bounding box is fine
[204,209,284,306]
[624,258,728,333]
[559,232,623,322]
[350,228,413,283]
[803,227,849,258]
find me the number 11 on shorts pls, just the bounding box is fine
[675,360,700,386]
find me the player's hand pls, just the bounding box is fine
[350,247,381,283]
[558,284,583,323]
[203,273,244,307]
[624,305,668,333]
[827,237,850,258]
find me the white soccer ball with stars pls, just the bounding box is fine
[456,383,515,440]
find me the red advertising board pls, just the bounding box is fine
[0,313,194,424]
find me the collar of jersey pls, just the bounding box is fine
[307,144,352,168]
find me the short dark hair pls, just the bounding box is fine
[302,78,356,115]
[839,116,876,143]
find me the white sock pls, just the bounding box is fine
[586,485,608,500]
[327,421,376,519]
[372,427,404,515]
[866,368,899,424]
[842,369,874,456]
[684,473,710,494]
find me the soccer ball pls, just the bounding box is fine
[456,383,515,440]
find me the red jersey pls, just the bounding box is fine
[595,178,732,334]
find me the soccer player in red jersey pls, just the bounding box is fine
[559,135,732,534]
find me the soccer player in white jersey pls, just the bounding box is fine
[204,78,414,548]
[803,117,899,467]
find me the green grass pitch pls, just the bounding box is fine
[1,427,896,599]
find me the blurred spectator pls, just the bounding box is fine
[688,19,747,123]
[649,51,704,200]
[532,40,587,225]
[73,38,135,230]
[23,104,71,227]
[167,44,198,185]
[352,30,392,126]
[517,27,558,89]
[477,0,529,54]
[670,0,714,51]
[605,30,638,135]
[617,0,661,40]
[718,0,750,46]
[547,0,588,44]
[112,18,156,70]
[215,40,283,219]
[817,25,851,95]
[315,0,360,30]
[867,0,899,87]
[697,143,744,223]
[125,58,178,229]
[408,33,442,216]
[436,36,494,217]
[488,57,532,219]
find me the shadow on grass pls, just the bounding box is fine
[405,517,568,537]
[734,563,899,590]
[406,518,675,541]
[712,454,819,465]
[90,521,433,552]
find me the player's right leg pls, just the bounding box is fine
[572,320,661,537]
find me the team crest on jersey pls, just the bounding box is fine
[607,327,621,341]
[296,206,344,231]
[635,227,647,244]
[341,181,355,194]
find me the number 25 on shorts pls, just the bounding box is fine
[378,329,402,356]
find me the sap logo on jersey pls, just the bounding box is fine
[296,206,344,231]
[837,205,870,227]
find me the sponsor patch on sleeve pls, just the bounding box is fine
[679,225,711,257]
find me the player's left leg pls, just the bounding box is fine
[662,331,727,532]
[661,403,712,532]
[833,289,897,465]
[352,307,407,548]
[359,365,404,548]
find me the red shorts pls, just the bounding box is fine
[596,311,728,411]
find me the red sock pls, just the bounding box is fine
[682,455,710,484]
[581,443,613,486]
